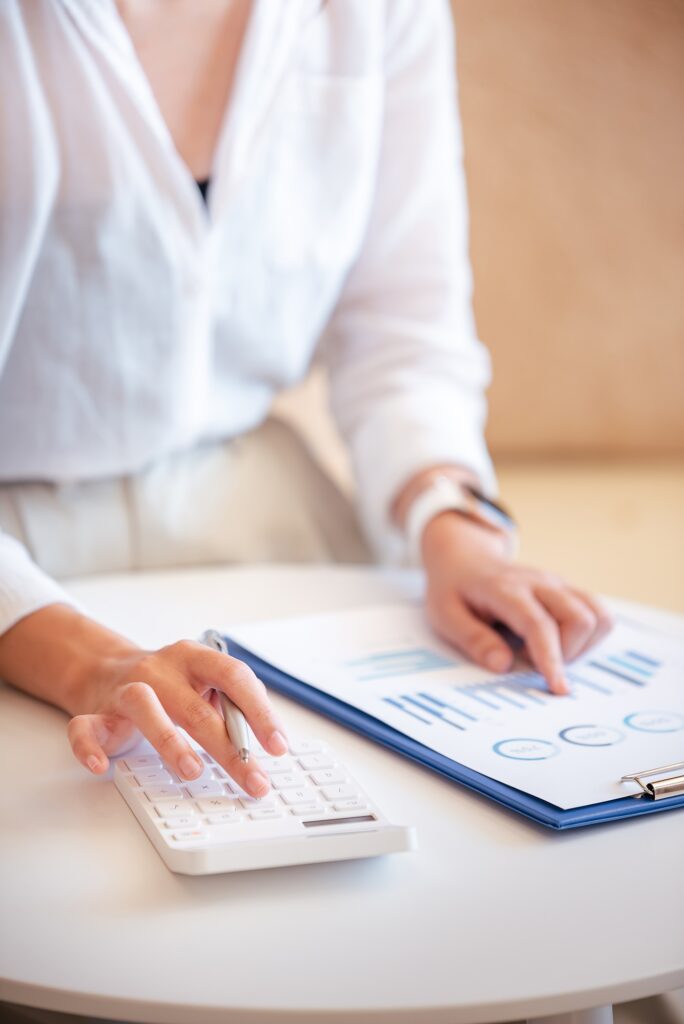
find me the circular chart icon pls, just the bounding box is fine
[624,711,684,733]
[493,738,558,761]
[559,724,624,747]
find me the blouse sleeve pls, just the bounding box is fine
[0,9,73,635]
[0,532,75,636]
[324,0,495,563]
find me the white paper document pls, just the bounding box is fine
[229,603,684,809]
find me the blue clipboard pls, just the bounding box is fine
[226,637,684,831]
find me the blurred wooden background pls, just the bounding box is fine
[276,0,684,607]
[452,0,684,456]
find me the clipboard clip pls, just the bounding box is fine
[621,761,684,800]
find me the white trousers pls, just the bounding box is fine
[0,418,370,579]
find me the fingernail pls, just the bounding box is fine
[179,753,203,780]
[246,770,270,797]
[268,730,288,755]
[86,755,101,773]
[485,648,510,672]
[555,677,571,696]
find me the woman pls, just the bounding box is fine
[0,0,612,799]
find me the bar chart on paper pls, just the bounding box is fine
[229,604,684,810]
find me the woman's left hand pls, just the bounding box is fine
[421,513,614,694]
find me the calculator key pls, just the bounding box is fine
[333,798,369,812]
[321,784,357,801]
[201,752,215,764]
[249,747,269,760]
[249,808,284,821]
[288,740,323,755]
[134,769,174,786]
[154,801,195,818]
[171,829,206,842]
[204,811,239,824]
[186,780,225,798]
[280,787,316,805]
[197,797,239,813]
[289,802,324,815]
[271,773,305,789]
[160,815,196,829]
[144,784,183,801]
[239,795,276,809]
[258,757,295,774]
[297,753,334,771]
[123,755,161,770]
[310,768,346,786]
[219,780,235,793]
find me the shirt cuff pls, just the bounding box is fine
[0,533,77,636]
[350,395,497,565]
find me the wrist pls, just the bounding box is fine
[66,645,138,718]
[422,511,512,568]
[0,604,140,717]
[63,620,141,717]
[403,473,516,567]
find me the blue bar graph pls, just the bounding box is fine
[569,672,612,695]
[376,645,664,735]
[385,672,563,733]
[588,648,659,688]
[402,695,466,730]
[488,687,527,709]
[461,687,500,710]
[626,650,660,668]
[608,655,650,677]
[477,673,550,706]
[589,661,646,687]
[383,697,432,725]
[347,647,458,682]
[418,692,477,722]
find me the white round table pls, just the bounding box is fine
[1,566,682,1024]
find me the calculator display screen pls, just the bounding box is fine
[302,814,376,828]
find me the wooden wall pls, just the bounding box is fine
[452,0,684,456]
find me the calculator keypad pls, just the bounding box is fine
[119,742,378,842]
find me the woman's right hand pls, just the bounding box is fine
[68,639,289,797]
[0,604,288,798]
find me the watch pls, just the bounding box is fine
[405,475,517,564]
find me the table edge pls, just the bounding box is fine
[3,967,684,1024]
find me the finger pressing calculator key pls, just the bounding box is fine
[114,737,415,874]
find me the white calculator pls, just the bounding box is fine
[114,737,415,875]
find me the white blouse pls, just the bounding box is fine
[0,0,494,633]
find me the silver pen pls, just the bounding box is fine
[200,629,250,763]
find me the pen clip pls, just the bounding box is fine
[200,629,229,656]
